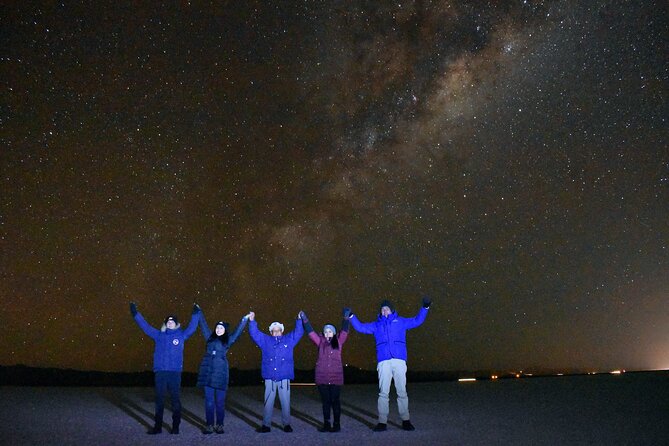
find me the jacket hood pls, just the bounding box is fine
[160,323,181,332]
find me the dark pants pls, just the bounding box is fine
[154,371,181,429]
[204,386,227,426]
[317,384,341,423]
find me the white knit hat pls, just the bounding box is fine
[268,322,284,333]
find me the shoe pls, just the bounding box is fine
[215,424,225,434]
[402,420,415,431]
[373,423,387,432]
[258,425,271,433]
[147,427,162,435]
[202,424,214,434]
[331,422,341,432]
[170,426,179,434]
[283,425,293,432]
[319,421,331,432]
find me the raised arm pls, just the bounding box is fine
[348,307,375,334]
[228,314,250,346]
[300,311,320,345]
[402,297,431,330]
[130,302,160,340]
[338,308,351,345]
[248,312,266,346]
[182,304,201,340]
[287,314,304,345]
[198,309,212,340]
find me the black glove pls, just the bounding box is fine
[343,307,352,319]
[422,296,432,309]
[303,319,314,333]
[193,303,201,314]
[130,302,137,316]
[341,318,350,332]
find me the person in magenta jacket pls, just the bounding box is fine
[347,296,431,432]
[248,311,305,433]
[300,309,350,432]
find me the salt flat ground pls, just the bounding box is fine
[2,372,667,445]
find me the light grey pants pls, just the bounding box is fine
[263,379,291,427]
[377,358,409,423]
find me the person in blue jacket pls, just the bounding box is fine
[196,309,251,434]
[347,296,431,432]
[130,301,200,435]
[248,310,305,433]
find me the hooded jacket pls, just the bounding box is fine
[249,318,304,381]
[133,311,198,372]
[196,316,248,389]
[350,307,428,363]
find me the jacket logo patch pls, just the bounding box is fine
[172,339,180,345]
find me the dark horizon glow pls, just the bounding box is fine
[2,1,667,373]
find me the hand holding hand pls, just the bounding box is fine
[193,303,201,314]
[248,311,255,321]
[422,296,432,309]
[343,307,352,319]
[299,310,308,322]
[130,302,138,316]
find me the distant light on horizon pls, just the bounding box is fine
[458,378,476,382]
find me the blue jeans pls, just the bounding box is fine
[204,386,227,426]
[154,371,181,428]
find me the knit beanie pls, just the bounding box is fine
[164,315,179,324]
[323,324,337,335]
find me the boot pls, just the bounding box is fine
[149,414,163,434]
[331,422,341,432]
[402,420,415,431]
[171,413,181,434]
[373,422,387,432]
[202,424,214,434]
[215,424,225,434]
[319,421,331,432]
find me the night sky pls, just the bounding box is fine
[2,1,667,374]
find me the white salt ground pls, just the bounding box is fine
[1,372,667,445]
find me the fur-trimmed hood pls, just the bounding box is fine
[160,322,181,332]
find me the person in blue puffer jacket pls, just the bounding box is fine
[130,301,200,435]
[248,310,305,433]
[347,296,431,432]
[196,309,251,434]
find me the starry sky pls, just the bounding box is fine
[2,1,668,374]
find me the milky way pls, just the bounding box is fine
[2,1,667,373]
